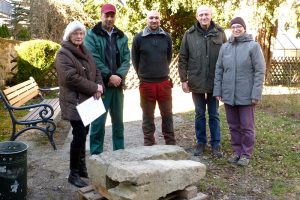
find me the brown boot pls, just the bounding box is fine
[163,132,176,145]
[144,132,155,146]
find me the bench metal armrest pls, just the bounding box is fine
[39,87,59,92]
[10,103,55,120]
[38,87,59,100]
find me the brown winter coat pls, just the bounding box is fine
[55,41,104,121]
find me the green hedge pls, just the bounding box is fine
[0,25,10,38]
[15,40,61,86]
[16,28,31,41]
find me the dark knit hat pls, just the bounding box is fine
[230,17,246,29]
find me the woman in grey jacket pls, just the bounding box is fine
[213,17,266,166]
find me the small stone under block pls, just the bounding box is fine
[78,185,104,200]
[160,185,208,200]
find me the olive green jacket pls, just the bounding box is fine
[178,22,227,93]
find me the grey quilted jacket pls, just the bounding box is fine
[213,33,266,106]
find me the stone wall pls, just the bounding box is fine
[0,38,20,88]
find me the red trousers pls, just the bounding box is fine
[139,80,175,145]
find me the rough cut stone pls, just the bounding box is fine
[87,145,206,200]
[107,160,206,200]
[87,145,189,188]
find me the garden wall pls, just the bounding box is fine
[0,38,20,88]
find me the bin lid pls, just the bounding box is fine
[0,141,28,154]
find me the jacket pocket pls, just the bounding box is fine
[212,38,223,45]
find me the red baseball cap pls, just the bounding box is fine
[101,3,116,14]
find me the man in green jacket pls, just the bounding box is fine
[84,3,130,155]
[178,5,227,157]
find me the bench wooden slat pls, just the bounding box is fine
[21,98,60,121]
[3,78,37,95]
[51,100,61,120]
[11,88,40,107]
[5,83,38,101]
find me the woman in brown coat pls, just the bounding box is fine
[55,21,104,188]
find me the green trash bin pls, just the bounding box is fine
[0,141,28,200]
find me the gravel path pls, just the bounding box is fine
[23,86,194,199]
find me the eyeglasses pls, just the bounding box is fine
[149,16,159,20]
[231,25,243,30]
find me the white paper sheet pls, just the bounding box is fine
[76,97,106,126]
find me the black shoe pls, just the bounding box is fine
[68,172,88,188]
[212,146,224,158]
[194,144,205,156]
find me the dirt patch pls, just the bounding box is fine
[23,115,199,200]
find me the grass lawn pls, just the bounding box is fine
[0,101,28,141]
[182,93,300,199]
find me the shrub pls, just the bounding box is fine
[0,25,10,38]
[16,27,31,41]
[15,39,61,86]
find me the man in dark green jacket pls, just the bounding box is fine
[178,5,227,157]
[84,3,130,155]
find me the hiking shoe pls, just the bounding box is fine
[236,155,250,166]
[212,146,224,158]
[194,144,205,156]
[228,153,240,164]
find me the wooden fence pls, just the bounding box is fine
[266,57,300,86]
[125,55,300,89]
[2,54,300,89]
[124,54,180,90]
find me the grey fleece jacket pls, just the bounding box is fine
[213,33,266,106]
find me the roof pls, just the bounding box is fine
[0,0,12,16]
[274,28,300,50]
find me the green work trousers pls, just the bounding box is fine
[89,87,124,154]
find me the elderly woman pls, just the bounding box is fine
[55,21,104,187]
[213,17,266,166]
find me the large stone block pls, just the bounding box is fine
[107,160,206,200]
[87,145,189,188]
[87,145,206,200]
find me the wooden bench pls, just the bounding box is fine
[0,77,60,150]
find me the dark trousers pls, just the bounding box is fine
[70,120,89,149]
[224,104,256,159]
[192,93,221,147]
[69,120,89,172]
[139,80,175,145]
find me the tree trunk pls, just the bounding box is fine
[255,18,278,83]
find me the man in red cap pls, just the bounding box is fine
[85,3,130,155]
